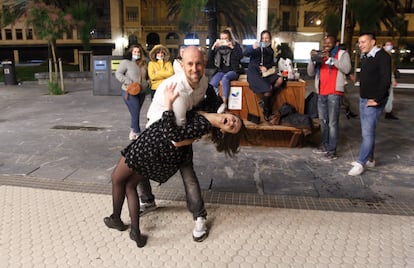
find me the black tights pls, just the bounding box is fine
[111,156,144,231]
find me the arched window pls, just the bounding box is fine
[166,32,179,45]
[146,32,160,51]
[184,32,199,45]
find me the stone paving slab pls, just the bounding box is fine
[1,80,414,203]
[1,185,413,267]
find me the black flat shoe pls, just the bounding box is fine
[130,228,148,248]
[385,112,399,120]
[104,215,128,231]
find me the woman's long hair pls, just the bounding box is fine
[260,30,272,42]
[210,119,247,157]
[125,44,146,67]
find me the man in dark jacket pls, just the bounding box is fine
[348,33,391,176]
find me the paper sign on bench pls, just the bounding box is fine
[228,86,242,110]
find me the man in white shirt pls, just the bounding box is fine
[139,46,219,242]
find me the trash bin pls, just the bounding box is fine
[2,60,18,85]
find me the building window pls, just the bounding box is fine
[16,29,23,40]
[94,0,111,39]
[166,32,179,45]
[304,11,321,27]
[5,29,12,40]
[66,29,73,40]
[281,12,290,31]
[26,29,33,40]
[126,7,138,22]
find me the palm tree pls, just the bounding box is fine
[305,0,407,50]
[165,0,256,66]
[68,1,97,51]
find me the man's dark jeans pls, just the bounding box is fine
[137,148,207,220]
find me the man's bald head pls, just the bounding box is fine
[180,46,206,89]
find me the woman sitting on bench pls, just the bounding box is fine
[244,30,283,121]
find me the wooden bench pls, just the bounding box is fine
[221,77,311,147]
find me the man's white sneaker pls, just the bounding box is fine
[217,103,227,114]
[365,160,376,168]
[129,130,139,141]
[139,201,157,216]
[348,162,364,176]
[192,217,208,242]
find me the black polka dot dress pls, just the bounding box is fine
[121,110,211,183]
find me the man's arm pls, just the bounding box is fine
[193,84,223,113]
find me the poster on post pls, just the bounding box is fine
[228,86,242,110]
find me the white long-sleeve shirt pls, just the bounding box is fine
[146,72,208,127]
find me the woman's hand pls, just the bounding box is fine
[164,83,178,109]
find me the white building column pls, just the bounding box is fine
[257,0,269,40]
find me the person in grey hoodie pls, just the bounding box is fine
[115,44,149,140]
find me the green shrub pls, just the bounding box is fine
[47,81,64,95]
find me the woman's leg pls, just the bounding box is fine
[125,173,148,247]
[121,91,145,134]
[104,157,135,231]
[107,156,147,247]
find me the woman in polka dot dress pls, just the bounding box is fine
[104,85,246,248]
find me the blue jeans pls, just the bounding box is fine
[121,90,146,133]
[210,71,239,99]
[356,98,385,165]
[317,94,342,153]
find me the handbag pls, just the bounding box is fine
[262,66,277,77]
[125,66,144,99]
[260,46,277,77]
[125,82,141,99]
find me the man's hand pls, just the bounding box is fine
[366,99,379,107]
[164,83,178,109]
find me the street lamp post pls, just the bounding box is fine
[340,0,347,44]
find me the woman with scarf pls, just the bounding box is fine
[244,30,284,121]
[209,29,243,113]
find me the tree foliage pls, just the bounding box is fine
[68,1,97,50]
[166,0,256,41]
[25,2,73,94]
[305,0,407,49]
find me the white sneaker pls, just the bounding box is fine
[139,201,157,216]
[129,130,139,141]
[348,162,364,176]
[365,160,376,168]
[217,103,227,114]
[192,217,208,242]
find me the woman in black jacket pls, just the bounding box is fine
[244,30,283,121]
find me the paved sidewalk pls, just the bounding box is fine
[1,80,413,205]
[1,185,413,267]
[1,79,414,266]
